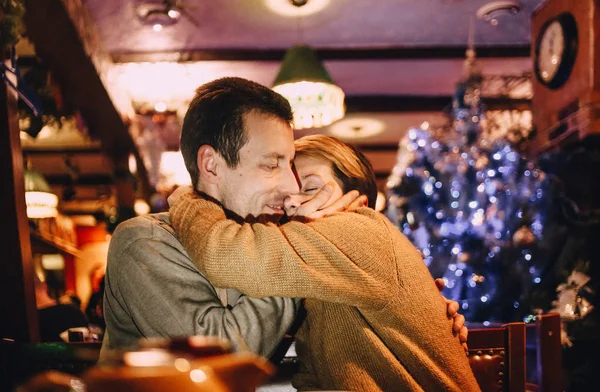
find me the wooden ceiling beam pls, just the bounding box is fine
[345,95,531,112]
[355,144,401,153]
[22,146,103,156]
[375,171,392,180]
[111,45,531,63]
[45,174,113,186]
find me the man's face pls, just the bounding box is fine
[216,111,299,219]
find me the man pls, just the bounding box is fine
[101,78,300,358]
[102,77,465,361]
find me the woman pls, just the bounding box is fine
[169,135,479,391]
[286,134,378,213]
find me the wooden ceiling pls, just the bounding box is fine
[18,0,541,218]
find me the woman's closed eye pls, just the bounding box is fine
[302,186,321,194]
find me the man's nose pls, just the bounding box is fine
[284,194,304,212]
[281,165,300,196]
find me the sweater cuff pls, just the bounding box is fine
[169,192,226,236]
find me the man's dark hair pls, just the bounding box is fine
[181,77,293,189]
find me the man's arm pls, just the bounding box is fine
[104,232,299,358]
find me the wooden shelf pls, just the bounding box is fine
[30,231,79,257]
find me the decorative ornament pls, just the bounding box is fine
[474,156,489,170]
[458,252,471,263]
[551,265,595,347]
[512,226,536,246]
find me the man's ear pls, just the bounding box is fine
[197,145,220,184]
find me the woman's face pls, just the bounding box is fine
[284,155,344,216]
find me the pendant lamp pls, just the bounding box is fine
[24,166,59,219]
[273,35,344,129]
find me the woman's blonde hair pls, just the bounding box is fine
[294,135,377,208]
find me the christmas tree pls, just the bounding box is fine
[386,48,552,323]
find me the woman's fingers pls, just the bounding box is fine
[306,190,361,219]
[347,195,368,211]
[434,278,445,291]
[293,184,334,217]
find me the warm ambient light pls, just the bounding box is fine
[24,168,59,219]
[158,151,191,191]
[329,117,385,139]
[128,153,138,175]
[111,62,216,111]
[167,9,181,19]
[41,254,65,270]
[25,192,59,218]
[265,0,330,17]
[134,199,151,215]
[154,101,168,112]
[273,46,345,129]
[189,368,208,383]
[123,350,174,367]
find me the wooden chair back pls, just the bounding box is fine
[526,313,565,392]
[468,322,526,392]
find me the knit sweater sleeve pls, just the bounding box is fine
[169,192,394,309]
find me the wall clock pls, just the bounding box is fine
[534,12,578,90]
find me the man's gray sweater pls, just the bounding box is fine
[101,213,299,359]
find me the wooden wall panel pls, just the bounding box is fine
[0,72,39,342]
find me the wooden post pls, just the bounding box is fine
[0,65,39,342]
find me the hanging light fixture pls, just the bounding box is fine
[272,1,345,129]
[24,164,59,219]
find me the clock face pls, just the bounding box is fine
[534,13,578,90]
[537,21,565,83]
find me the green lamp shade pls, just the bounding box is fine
[24,168,53,193]
[273,45,335,86]
[273,46,345,129]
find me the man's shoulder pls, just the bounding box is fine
[107,213,198,274]
[114,212,172,236]
[110,212,181,250]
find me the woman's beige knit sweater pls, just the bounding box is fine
[170,193,480,392]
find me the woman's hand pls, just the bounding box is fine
[287,183,367,220]
[435,278,468,351]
